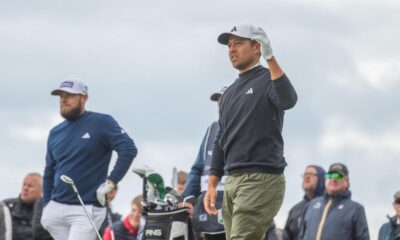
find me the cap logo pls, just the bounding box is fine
[231,26,237,32]
[61,81,74,88]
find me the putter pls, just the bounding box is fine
[60,175,103,240]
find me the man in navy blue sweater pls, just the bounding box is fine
[41,78,137,240]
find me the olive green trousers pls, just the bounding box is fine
[222,172,285,240]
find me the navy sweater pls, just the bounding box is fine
[43,111,137,206]
[210,65,297,178]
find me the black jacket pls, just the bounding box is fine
[3,197,34,240]
[378,216,400,240]
[210,66,297,178]
[32,198,53,240]
[302,190,370,240]
[283,165,326,240]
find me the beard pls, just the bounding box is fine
[61,103,83,121]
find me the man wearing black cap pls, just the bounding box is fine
[182,87,227,240]
[302,163,370,240]
[204,24,297,240]
[378,191,400,240]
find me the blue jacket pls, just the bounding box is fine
[182,121,221,198]
[302,190,370,240]
[43,111,137,206]
[378,216,400,240]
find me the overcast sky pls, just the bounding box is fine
[1,0,399,237]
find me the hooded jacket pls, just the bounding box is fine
[301,190,370,240]
[283,165,326,240]
[378,215,400,240]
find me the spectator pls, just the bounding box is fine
[3,172,42,240]
[283,165,326,240]
[0,201,12,240]
[99,185,122,236]
[177,171,188,195]
[378,190,400,240]
[103,195,142,240]
[301,163,370,240]
[182,87,226,240]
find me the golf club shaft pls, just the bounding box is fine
[75,191,103,240]
[106,203,115,240]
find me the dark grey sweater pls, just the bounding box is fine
[210,65,297,178]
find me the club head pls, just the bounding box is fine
[60,175,74,185]
[132,165,154,178]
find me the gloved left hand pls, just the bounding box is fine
[251,27,273,60]
[96,181,114,206]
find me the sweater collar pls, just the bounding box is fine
[238,63,263,78]
[325,190,352,200]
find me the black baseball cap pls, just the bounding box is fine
[328,163,349,177]
[210,86,228,102]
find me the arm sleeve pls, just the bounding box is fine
[354,205,370,240]
[182,130,207,198]
[43,134,56,206]
[102,115,138,184]
[283,209,294,240]
[268,74,297,110]
[209,120,225,179]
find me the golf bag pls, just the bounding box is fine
[133,166,193,240]
[142,208,191,240]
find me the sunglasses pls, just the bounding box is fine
[395,199,400,204]
[326,172,345,180]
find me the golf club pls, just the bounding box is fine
[106,200,115,240]
[60,175,103,240]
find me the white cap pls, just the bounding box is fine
[51,78,88,96]
[218,24,257,45]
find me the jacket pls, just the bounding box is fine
[283,165,326,240]
[3,197,35,240]
[378,216,400,240]
[302,190,370,240]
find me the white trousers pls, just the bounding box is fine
[41,200,106,240]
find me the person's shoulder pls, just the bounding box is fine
[307,196,325,209]
[49,119,67,133]
[2,197,19,208]
[86,111,116,124]
[289,199,307,212]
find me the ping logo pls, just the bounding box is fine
[61,81,74,88]
[231,26,237,32]
[145,229,163,237]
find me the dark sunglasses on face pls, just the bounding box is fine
[395,199,400,204]
[326,172,345,180]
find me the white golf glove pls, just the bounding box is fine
[251,27,273,60]
[96,181,114,206]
